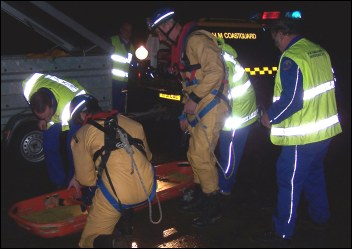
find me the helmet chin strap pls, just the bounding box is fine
[157,21,178,46]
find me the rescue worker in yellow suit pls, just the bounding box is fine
[147,8,229,227]
[69,94,156,248]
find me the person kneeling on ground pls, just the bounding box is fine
[69,94,157,248]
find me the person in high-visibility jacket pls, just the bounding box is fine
[110,22,135,113]
[217,38,258,195]
[69,94,155,248]
[22,73,87,189]
[258,17,342,243]
[147,8,229,227]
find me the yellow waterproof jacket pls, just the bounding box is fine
[182,30,227,99]
[71,114,154,205]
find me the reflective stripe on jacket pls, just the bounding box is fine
[222,51,258,131]
[271,38,342,145]
[111,35,135,81]
[22,73,87,130]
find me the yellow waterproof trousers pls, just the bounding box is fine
[187,95,228,194]
[79,189,121,248]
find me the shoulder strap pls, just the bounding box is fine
[87,118,119,164]
[88,116,147,164]
[86,116,123,210]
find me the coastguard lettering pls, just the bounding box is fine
[212,32,223,39]
[212,32,257,40]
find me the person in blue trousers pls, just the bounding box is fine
[258,15,342,244]
[22,73,87,190]
[216,37,258,195]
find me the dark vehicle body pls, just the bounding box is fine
[1,17,277,167]
[127,18,278,120]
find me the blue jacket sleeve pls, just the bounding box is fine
[267,57,304,124]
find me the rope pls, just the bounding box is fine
[184,82,235,180]
[116,127,162,224]
[194,112,235,180]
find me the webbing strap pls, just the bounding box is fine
[181,63,201,87]
[88,118,147,163]
[188,88,229,127]
[185,78,199,87]
[96,164,157,212]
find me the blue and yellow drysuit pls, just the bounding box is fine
[174,22,229,194]
[71,114,155,248]
[22,73,87,187]
[266,36,342,239]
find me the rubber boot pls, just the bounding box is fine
[93,233,131,248]
[93,234,114,248]
[192,191,222,227]
[115,208,134,236]
[112,233,130,248]
[179,184,203,213]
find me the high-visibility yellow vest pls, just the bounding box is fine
[271,38,342,145]
[22,73,87,130]
[111,35,135,82]
[218,37,258,131]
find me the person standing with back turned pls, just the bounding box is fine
[69,94,156,248]
[216,37,259,196]
[258,14,342,244]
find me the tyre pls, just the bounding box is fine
[9,123,45,167]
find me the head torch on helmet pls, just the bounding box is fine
[147,8,175,31]
[70,94,99,120]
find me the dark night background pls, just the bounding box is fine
[2,1,351,106]
[1,1,351,248]
[1,1,351,56]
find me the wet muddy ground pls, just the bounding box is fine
[1,112,350,248]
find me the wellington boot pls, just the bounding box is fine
[179,184,203,213]
[93,234,114,248]
[112,234,130,248]
[116,209,134,237]
[192,191,222,227]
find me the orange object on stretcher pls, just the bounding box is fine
[8,161,194,238]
